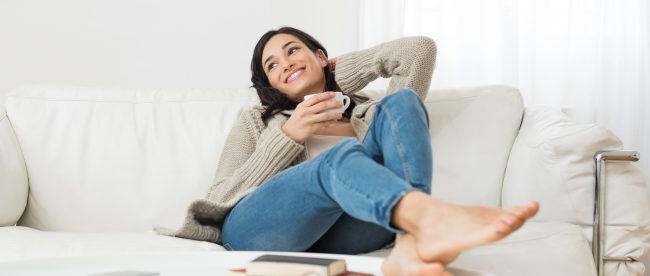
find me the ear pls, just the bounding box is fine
[316,49,328,68]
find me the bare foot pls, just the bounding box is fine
[382,233,452,276]
[393,192,539,265]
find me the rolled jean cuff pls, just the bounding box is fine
[382,188,418,233]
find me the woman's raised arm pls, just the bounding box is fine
[334,36,437,99]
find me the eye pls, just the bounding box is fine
[267,62,277,71]
[288,47,299,55]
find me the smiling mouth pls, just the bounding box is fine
[285,68,305,83]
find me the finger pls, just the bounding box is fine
[307,99,344,114]
[308,112,342,124]
[300,92,336,107]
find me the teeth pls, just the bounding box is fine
[287,70,303,83]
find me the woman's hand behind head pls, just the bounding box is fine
[328,57,337,76]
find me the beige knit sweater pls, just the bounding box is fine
[155,36,437,243]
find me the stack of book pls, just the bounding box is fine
[229,254,373,276]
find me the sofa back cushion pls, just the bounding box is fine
[423,85,523,207]
[364,85,524,207]
[6,86,258,231]
[6,85,523,231]
[0,105,28,226]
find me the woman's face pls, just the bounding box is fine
[261,33,328,102]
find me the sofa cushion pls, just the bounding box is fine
[6,86,259,231]
[501,107,650,273]
[365,222,599,276]
[0,105,28,226]
[451,222,602,276]
[424,85,523,207]
[0,226,223,262]
[6,85,524,231]
[364,85,524,207]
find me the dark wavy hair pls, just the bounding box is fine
[251,27,359,124]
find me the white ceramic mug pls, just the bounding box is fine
[304,92,351,113]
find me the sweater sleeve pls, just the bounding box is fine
[205,109,304,204]
[153,109,304,243]
[335,36,437,99]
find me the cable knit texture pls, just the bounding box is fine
[154,36,437,243]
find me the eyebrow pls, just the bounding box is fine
[263,41,296,69]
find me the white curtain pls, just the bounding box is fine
[359,0,650,183]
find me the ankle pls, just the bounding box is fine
[390,191,433,233]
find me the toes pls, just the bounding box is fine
[511,201,539,219]
[425,263,446,275]
[496,217,513,234]
[384,256,448,276]
[501,212,520,226]
[408,263,445,276]
[528,201,540,216]
[497,212,525,234]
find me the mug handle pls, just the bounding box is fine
[341,95,351,110]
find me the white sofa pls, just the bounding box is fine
[1,85,649,275]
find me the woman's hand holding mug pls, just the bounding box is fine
[281,92,349,144]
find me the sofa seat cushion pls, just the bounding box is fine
[365,222,597,276]
[0,226,224,262]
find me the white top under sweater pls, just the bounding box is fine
[305,135,350,159]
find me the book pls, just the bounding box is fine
[248,254,346,276]
[229,254,373,276]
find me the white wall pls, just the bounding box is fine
[2,1,648,194]
[0,0,360,102]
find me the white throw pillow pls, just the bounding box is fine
[502,107,650,266]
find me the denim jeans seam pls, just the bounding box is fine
[379,103,414,186]
[322,156,373,204]
[321,154,397,229]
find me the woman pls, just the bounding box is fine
[159,27,538,275]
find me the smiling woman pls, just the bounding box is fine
[159,26,540,276]
[249,27,361,123]
[262,36,326,101]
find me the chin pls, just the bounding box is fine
[281,77,323,100]
[283,84,309,99]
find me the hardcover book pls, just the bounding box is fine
[229,254,373,276]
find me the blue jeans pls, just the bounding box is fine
[221,88,432,254]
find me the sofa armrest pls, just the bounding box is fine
[502,107,650,275]
[0,104,28,226]
[592,150,643,276]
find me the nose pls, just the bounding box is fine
[282,59,294,71]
